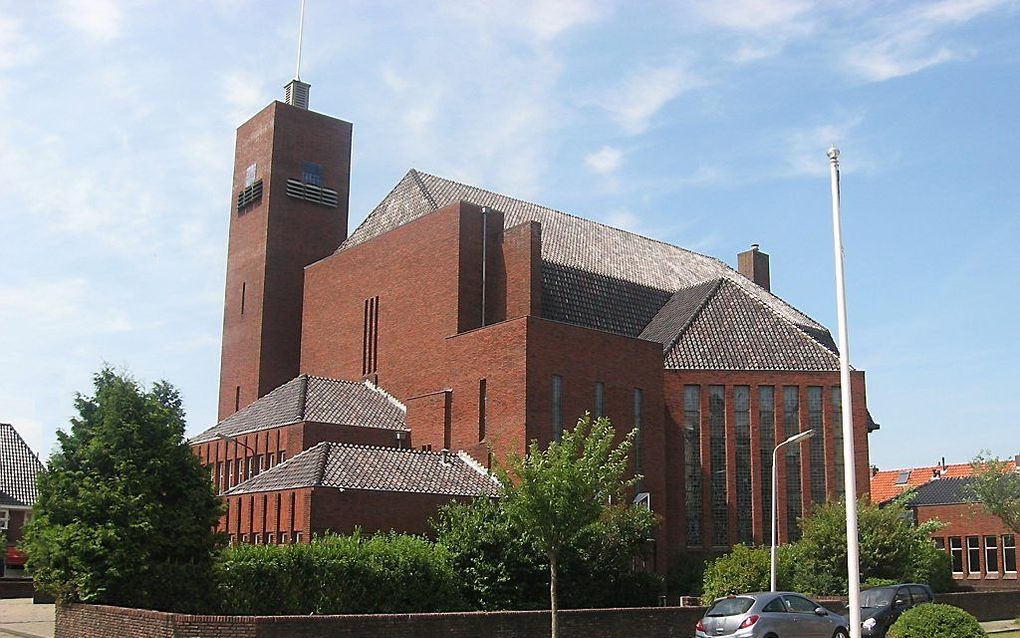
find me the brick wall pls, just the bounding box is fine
[917,502,1018,588]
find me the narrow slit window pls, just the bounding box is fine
[552,375,563,441]
[633,388,643,476]
[235,386,241,412]
[240,282,246,315]
[595,382,605,418]
[478,379,487,441]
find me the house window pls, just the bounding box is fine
[552,375,563,441]
[594,382,605,418]
[831,387,845,497]
[807,387,826,504]
[684,385,702,547]
[709,385,727,546]
[267,453,275,468]
[267,533,275,545]
[301,161,324,186]
[1003,535,1016,573]
[248,457,255,477]
[0,509,8,530]
[217,462,224,494]
[228,462,234,487]
[242,534,250,543]
[478,379,487,441]
[759,386,775,537]
[950,537,963,573]
[244,162,257,187]
[236,459,243,482]
[254,534,262,545]
[294,532,303,544]
[279,452,286,464]
[734,385,752,545]
[967,536,981,574]
[933,537,946,550]
[784,386,802,541]
[985,536,999,574]
[633,388,643,476]
[280,533,289,544]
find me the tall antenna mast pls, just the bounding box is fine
[284,0,311,109]
[295,0,306,81]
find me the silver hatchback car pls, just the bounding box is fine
[696,592,849,638]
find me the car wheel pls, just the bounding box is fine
[832,630,849,638]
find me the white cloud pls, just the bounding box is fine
[223,70,268,124]
[777,114,873,178]
[439,0,608,44]
[693,0,816,33]
[602,63,702,135]
[524,0,608,41]
[604,208,641,232]
[61,0,123,43]
[584,145,623,175]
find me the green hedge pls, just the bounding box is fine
[701,544,799,602]
[218,532,464,614]
[887,603,984,638]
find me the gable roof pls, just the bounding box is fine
[871,459,1017,504]
[0,423,44,508]
[907,477,974,507]
[341,170,833,352]
[225,441,499,498]
[643,278,841,371]
[190,375,408,444]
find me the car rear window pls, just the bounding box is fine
[707,597,755,617]
[860,588,894,608]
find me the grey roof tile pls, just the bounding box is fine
[340,170,832,349]
[660,278,841,371]
[0,423,44,508]
[226,442,499,498]
[907,477,974,507]
[190,375,408,444]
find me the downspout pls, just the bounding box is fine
[481,206,488,327]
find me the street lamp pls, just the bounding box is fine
[215,432,255,455]
[770,428,815,592]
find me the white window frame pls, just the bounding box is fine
[0,509,9,531]
[967,536,981,575]
[267,533,275,545]
[279,452,286,463]
[228,462,234,487]
[985,535,999,576]
[1003,535,1017,575]
[950,536,964,574]
[294,532,303,544]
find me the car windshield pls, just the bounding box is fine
[707,597,755,617]
[860,588,894,608]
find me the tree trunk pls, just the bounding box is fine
[549,550,559,638]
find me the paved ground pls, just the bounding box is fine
[0,599,54,638]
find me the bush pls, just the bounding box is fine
[219,531,464,615]
[701,544,798,602]
[666,552,709,597]
[887,603,984,638]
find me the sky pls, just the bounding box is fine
[1,0,1018,472]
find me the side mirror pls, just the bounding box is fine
[894,599,908,609]
[814,607,829,616]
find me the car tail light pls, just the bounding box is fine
[696,619,705,632]
[738,614,760,629]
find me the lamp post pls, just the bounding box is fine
[828,145,862,638]
[771,429,815,592]
[215,432,255,455]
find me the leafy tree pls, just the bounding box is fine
[496,414,642,638]
[22,368,223,611]
[701,543,798,602]
[968,452,1020,534]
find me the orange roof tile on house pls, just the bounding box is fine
[870,459,1017,504]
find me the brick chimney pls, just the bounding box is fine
[738,244,770,292]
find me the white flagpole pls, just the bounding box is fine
[828,145,862,638]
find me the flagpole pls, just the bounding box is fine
[828,145,862,638]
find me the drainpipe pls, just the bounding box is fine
[481,206,488,327]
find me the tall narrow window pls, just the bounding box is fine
[552,375,563,441]
[709,385,727,546]
[684,385,702,546]
[807,387,826,504]
[759,386,775,538]
[633,388,643,476]
[734,386,752,544]
[594,382,605,418]
[478,379,487,441]
[240,282,246,315]
[831,387,845,497]
[1003,535,1016,573]
[235,386,241,412]
[967,536,981,574]
[362,296,380,375]
[985,536,999,574]
[950,537,963,573]
[784,386,802,541]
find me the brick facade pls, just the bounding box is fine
[917,503,1018,589]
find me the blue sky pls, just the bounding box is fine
[2,0,1018,472]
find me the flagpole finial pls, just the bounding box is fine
[827,144,840,162]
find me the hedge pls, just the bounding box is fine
[887,603,984,638]
[217,531,464,614]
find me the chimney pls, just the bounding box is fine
[737,243,770,291]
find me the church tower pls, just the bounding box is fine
[217,77,352,420]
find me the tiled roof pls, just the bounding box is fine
[870,460,1017,504]
[190,375,408,444]
[643,278,841,371]
[0,423,44,508]
[340,170,833,351]
[225,441,499,498]
[907,477,975,507]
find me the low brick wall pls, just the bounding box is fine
[56,604,706,638]
[0,578,34,599]
[53,589,1020,638]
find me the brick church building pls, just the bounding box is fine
[191,80,878,570]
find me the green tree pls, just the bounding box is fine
[497,414,642,638]
[701,543,799,602]
[22,368,223,611]
[967,452,1020,534]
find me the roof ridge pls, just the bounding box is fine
[661,278,725,354]
[457,451,501,488]
[312,441,331,487]
[410,168,439,210]
[360,379,407,413]
[338,170,429,252]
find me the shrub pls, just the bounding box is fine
[887,603,984,638]
[218,531,464,615]
[701,544,798,602]
[666,552,709,597]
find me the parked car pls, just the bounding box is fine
[696,592,849,638]
[858,583,934,637]
[5,545,28,568]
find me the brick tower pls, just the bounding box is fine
[218,82,352,420]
